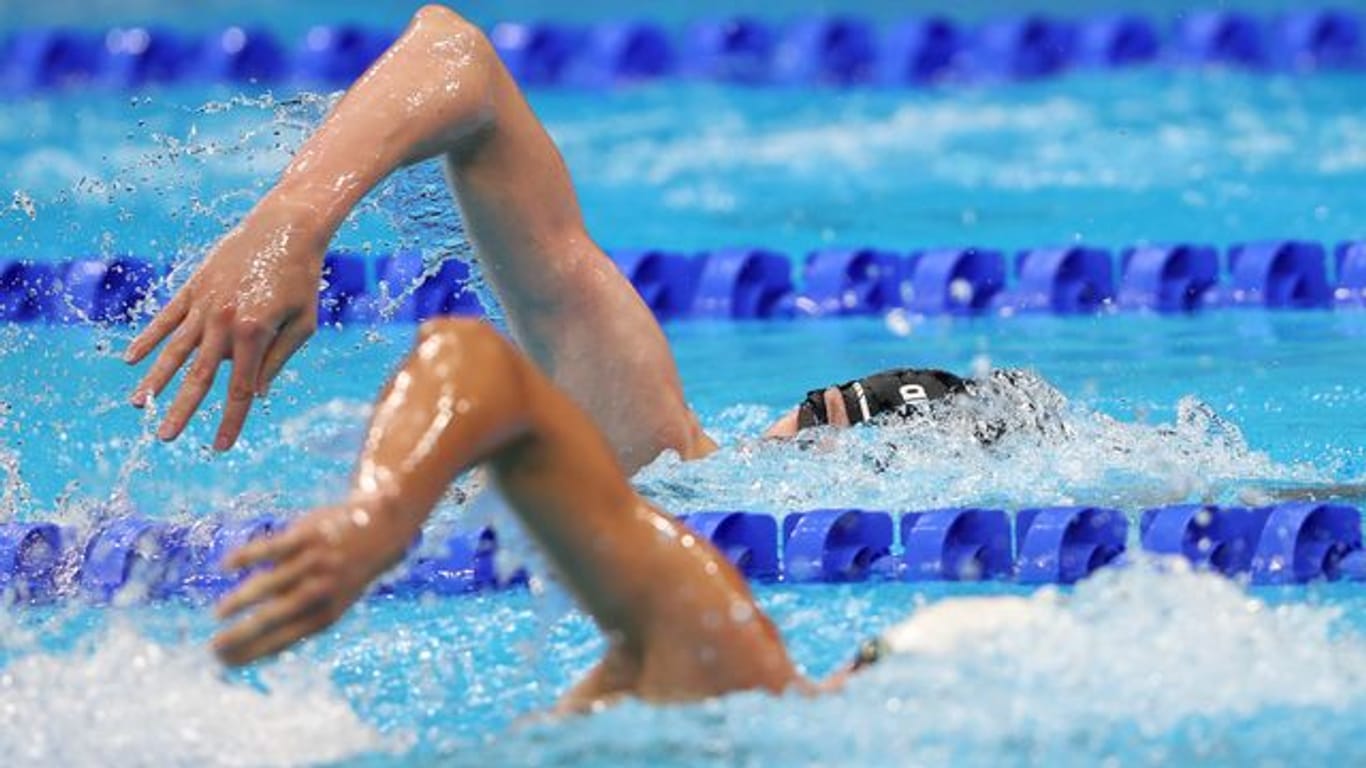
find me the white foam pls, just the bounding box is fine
[0,622,388,767]
[636,370,1326,514]
[858,558,1366,736]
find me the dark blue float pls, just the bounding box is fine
[877,17,961,84]
[1223,241,1330,309]
[0,523,65,602]
[1176,11,1266,67]
[1117,244,1219,312]
[611,249,701,320]
[901,508,1012,581]
[782,509,893,582]
[294,25,394,85]
[678,512,779,580]
[691,248,794,319]
[967,15,1075,79]
[799,248,904,316]
[1015,506,1127,584]
[773,16,878,85]
[1075,14,1161,67]
[906,247,1006,314]
[1002,247,1115,313]
[682,17,775,83]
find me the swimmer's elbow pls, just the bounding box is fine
[409,4,497,84]
[411,4,475,35]
[398,5,500,143]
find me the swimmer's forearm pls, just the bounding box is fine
[346,319,531,544]
[264,5,496,247]
[348,319,657,636]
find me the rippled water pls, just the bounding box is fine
[2,29,1366,767]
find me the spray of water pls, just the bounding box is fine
[494,557,1366,766]
[0,620,390,767]
[637,370,1327,515]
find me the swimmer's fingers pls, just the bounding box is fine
[157,318,230,441]
[215,548,317,620]
[212,579,336,666]
[123,290,191,365]
[223,525,309,572]
[255,318,315,396]
[130,310,203,407]
[213,319,274,451]
[823,387,852,428]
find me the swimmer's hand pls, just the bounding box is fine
[212,499,408,666]
[123,200,323,451]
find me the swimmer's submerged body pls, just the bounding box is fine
[122,5,1359,709]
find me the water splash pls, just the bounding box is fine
[491,559,1366,766]
[0,621,389,767]
[637,369,1325,515]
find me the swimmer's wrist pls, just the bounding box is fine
[252,188,338,256]
[346,489,428,542]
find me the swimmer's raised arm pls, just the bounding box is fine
[212,319,798,709]
[126,4,712,472]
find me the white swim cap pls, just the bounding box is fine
[852,594,1059,669]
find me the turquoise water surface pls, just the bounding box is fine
[3,1,1366,765]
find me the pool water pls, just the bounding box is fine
[4,1,1366,765]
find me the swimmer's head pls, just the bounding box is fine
[762,368,969,438]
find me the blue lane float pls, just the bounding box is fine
[14,236,1366,327]
[1223,240,1331,309]
[59,257,158,323]
[1140,504,1262,576]
[0,502,1363,605]
[1337,242,1366,305]
[0,523,64,603]
[489,22,582,86]
[682,16,776,84]
[1001,246,1115,314]
[1249,502,1363,585]
[78,517,186,602]
[1074,14,1161,68]
[99,27,194,88]
[386,527,499,597]
[192,26,288,84]
[573,21,675,85]
[318,252,370,325]
[294,25,394,86]
[611,249,700,320]
[772,16,878,85]
[782,509,893,583]
[901,508,1012,581]
[690,248,794,319]
[372,251,484,322]
[799,248,904,316]
[7,8,1366,97]
[877,17,961,84]
[1274,9,1363,70]
[967,15,1075,80]
[180,516,279,599]
[1015,506,1128,585]
[1176,10,1267,67]
[2,28,103,92]
[0,262,61,323]
[677,512,779,580]
[906,247,1006,314]
[1117,244,1219,312]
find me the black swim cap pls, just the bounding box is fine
[796,368,968,429]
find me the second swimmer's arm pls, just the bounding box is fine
[126,5,711,471]
[213,320,798,707]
